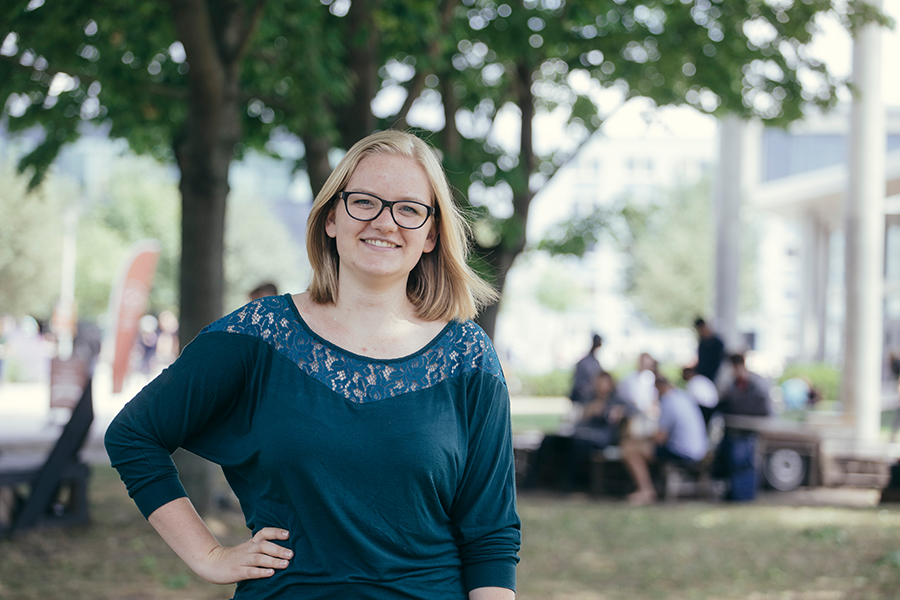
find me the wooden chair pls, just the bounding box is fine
[0,380,93,537]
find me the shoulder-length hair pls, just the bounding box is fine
[305,130,498,322]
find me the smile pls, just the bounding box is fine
[364,239,399,248]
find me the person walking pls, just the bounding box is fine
[569,334,604,406]
[694,317,725,384]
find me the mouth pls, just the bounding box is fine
[363,238,400,249]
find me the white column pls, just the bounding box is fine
[714,116,759,351]
[843,1,885,446]
[799,216,831,361]
[814,222,830,362]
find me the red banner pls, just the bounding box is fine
[107,240,161,394]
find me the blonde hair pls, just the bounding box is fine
[306,130,498,322]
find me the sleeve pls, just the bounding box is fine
[450,370,521,593]
[657,398,675,435]
[103,331,258,519]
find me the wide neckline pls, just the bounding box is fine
[282,293,454,364]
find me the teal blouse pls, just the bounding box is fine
[105,294,520,599]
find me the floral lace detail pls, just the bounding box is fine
[202,295,505,403]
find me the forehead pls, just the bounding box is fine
[347,153,432,201]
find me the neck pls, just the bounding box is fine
[332,277,418,332]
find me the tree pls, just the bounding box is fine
[74,155,182,318]
[293,0,889,336]
[0,160,64,318]
[3,1,888,338]
[2,0,888,510]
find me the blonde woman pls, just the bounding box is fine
[106,130,520,599]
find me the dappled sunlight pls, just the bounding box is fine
[773,505,900,530]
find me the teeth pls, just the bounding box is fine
[366,239,398,248]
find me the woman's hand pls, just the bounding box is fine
[147,498,292,585]
[195,527,293,584]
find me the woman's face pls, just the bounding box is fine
[325,153,437,287]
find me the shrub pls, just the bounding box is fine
[778,362,841,404]
[517,369,572,397]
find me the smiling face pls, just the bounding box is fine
[324,153,437,288]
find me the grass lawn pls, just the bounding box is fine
[1,464,898,600]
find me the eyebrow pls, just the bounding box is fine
[348,188,433,206]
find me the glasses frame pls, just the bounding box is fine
[337,191,435,230]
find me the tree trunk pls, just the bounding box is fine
[476,61,535,339]
[168,0,251,515]
[474,246,520,339]
[304,134,333,198]
[335,0,379,147]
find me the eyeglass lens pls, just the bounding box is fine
[344,192,430,229]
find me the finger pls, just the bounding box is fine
[254,527,290,541]
[256,540,294,560]
[239,566,278,580]
[246,553,291,570]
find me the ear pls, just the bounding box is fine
[422,222,438,253]
[325,205,338,239]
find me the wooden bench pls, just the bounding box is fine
[0,380,93,537]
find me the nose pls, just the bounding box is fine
[370,204,397,231]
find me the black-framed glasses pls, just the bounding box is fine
[338,191,435,230]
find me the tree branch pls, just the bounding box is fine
[233,0,268,65]
[390,0,459,129]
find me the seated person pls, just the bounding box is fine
[718,353,773,417]
[572,372,635,448]
[616,352,659,439]
[682,366,719,424]
[525,372,633,492]
[621,374,708,505]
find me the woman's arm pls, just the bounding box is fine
[469,587,515,599]
[147,497,292,585]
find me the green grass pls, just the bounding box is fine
[1,465,899,600]
[517,494,900,600]
[512,413,566,434]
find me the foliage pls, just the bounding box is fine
[536,177,762,329]
[223,194,310,313]
[534,206,619,257]
[532,265,584,313]
[778,361,842,403]
[1,152,307,324]
[0,160,64,318]
[74,156,181,319]
[517,368,572,397]
[627,179,714,327]
[1,0,888,340]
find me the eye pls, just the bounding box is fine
[349,194,377,208]
[398,202,426,216]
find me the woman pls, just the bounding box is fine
[105,130,520,599]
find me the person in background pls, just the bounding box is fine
[526,371,634,493]
[682,366,719,424]
[718,353,773,417]
[694,317,726,385]
[621,374,708,506]
[616,353,659,439]
[248,281,279,301]
[569,334,604,407]
[105,130,520,599]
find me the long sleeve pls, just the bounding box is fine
[451,370,521,592]
[104,331,258,518]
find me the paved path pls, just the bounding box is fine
[0,364,146,464]
[0,370,573,465]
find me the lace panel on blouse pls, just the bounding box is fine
[202,295,504,403]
